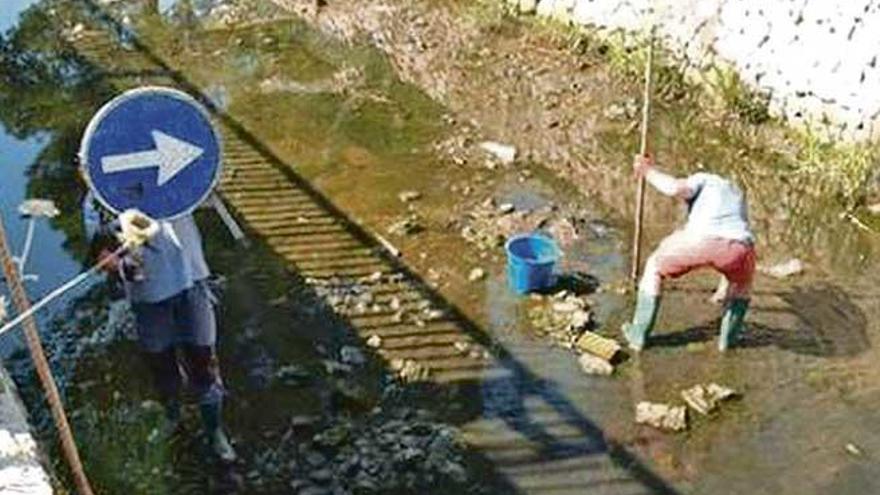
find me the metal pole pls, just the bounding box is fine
[0,245,125,337]
[630,28,656,286]
[0,216,95,495]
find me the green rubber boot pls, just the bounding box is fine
[621,292,660,351]
[199,400,237,464]
[718,298,750,352]
[162,399,183,440]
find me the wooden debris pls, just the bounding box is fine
[575,331,621,362]
[680,383,738,415]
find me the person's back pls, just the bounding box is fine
[684,173,753,243]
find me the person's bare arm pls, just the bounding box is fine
[633,155,693,199]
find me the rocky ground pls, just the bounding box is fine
[270,0,880,263]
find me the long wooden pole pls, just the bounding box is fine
[630,28,656,286]
[0,216,94,495]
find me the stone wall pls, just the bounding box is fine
[0,365,52,494]
[513,0,880,143]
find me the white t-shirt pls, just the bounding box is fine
[684,173,754,244]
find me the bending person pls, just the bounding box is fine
[623,155,756,352]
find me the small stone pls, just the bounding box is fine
[468,268,486,282]
[867,203,880,215]
[845,443,863,456]
[366,335,383,348]
[498,203,515,214]
[578,353,614,376]
[340,346,366,366]
[635,402,688,431]
[453,341,471,354]
[760,258,805,279]
[479,141,517,164]
[399,191,422,203]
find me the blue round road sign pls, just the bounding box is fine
[79,86,222,220]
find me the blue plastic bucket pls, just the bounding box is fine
[505,233,560,295]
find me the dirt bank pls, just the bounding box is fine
[273,0,879,271]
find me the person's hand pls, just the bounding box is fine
[633,154,654,178]
[98,248,121,275]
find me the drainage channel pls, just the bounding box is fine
[61,10,675,495]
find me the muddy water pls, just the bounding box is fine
[3,1,880,494]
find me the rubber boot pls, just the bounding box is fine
[199,400,237,464]
[621,292,660,351]
[718,298,750,352]
[162,399,183,440]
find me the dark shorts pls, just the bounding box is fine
[131,282,217,353]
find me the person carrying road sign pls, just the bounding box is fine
[79,87,237,467]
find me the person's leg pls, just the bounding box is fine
[623,231,705,351]
[710,275,730,305]
[176,283,235,463]
[715,242,756,351]
[132,300,182,434]
[622,252,663,351]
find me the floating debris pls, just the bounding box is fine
[18,199,59,218]
[760,258,804,279]
[845,443,863,456]
[635,402,688,432]
[578,353,614,376]
[479,141,517,164]
[680,383,738,415]
[398,190,422,203]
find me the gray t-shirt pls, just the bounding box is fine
[83,193,210,304]
[126,217,211,303]
[684,173,754,243]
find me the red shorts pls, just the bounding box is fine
[654,234,756,288]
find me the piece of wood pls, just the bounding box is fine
[575,331,621,362]
[630,28,657,286]
[0,216,94,495]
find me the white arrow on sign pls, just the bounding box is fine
[101,130,204,186]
